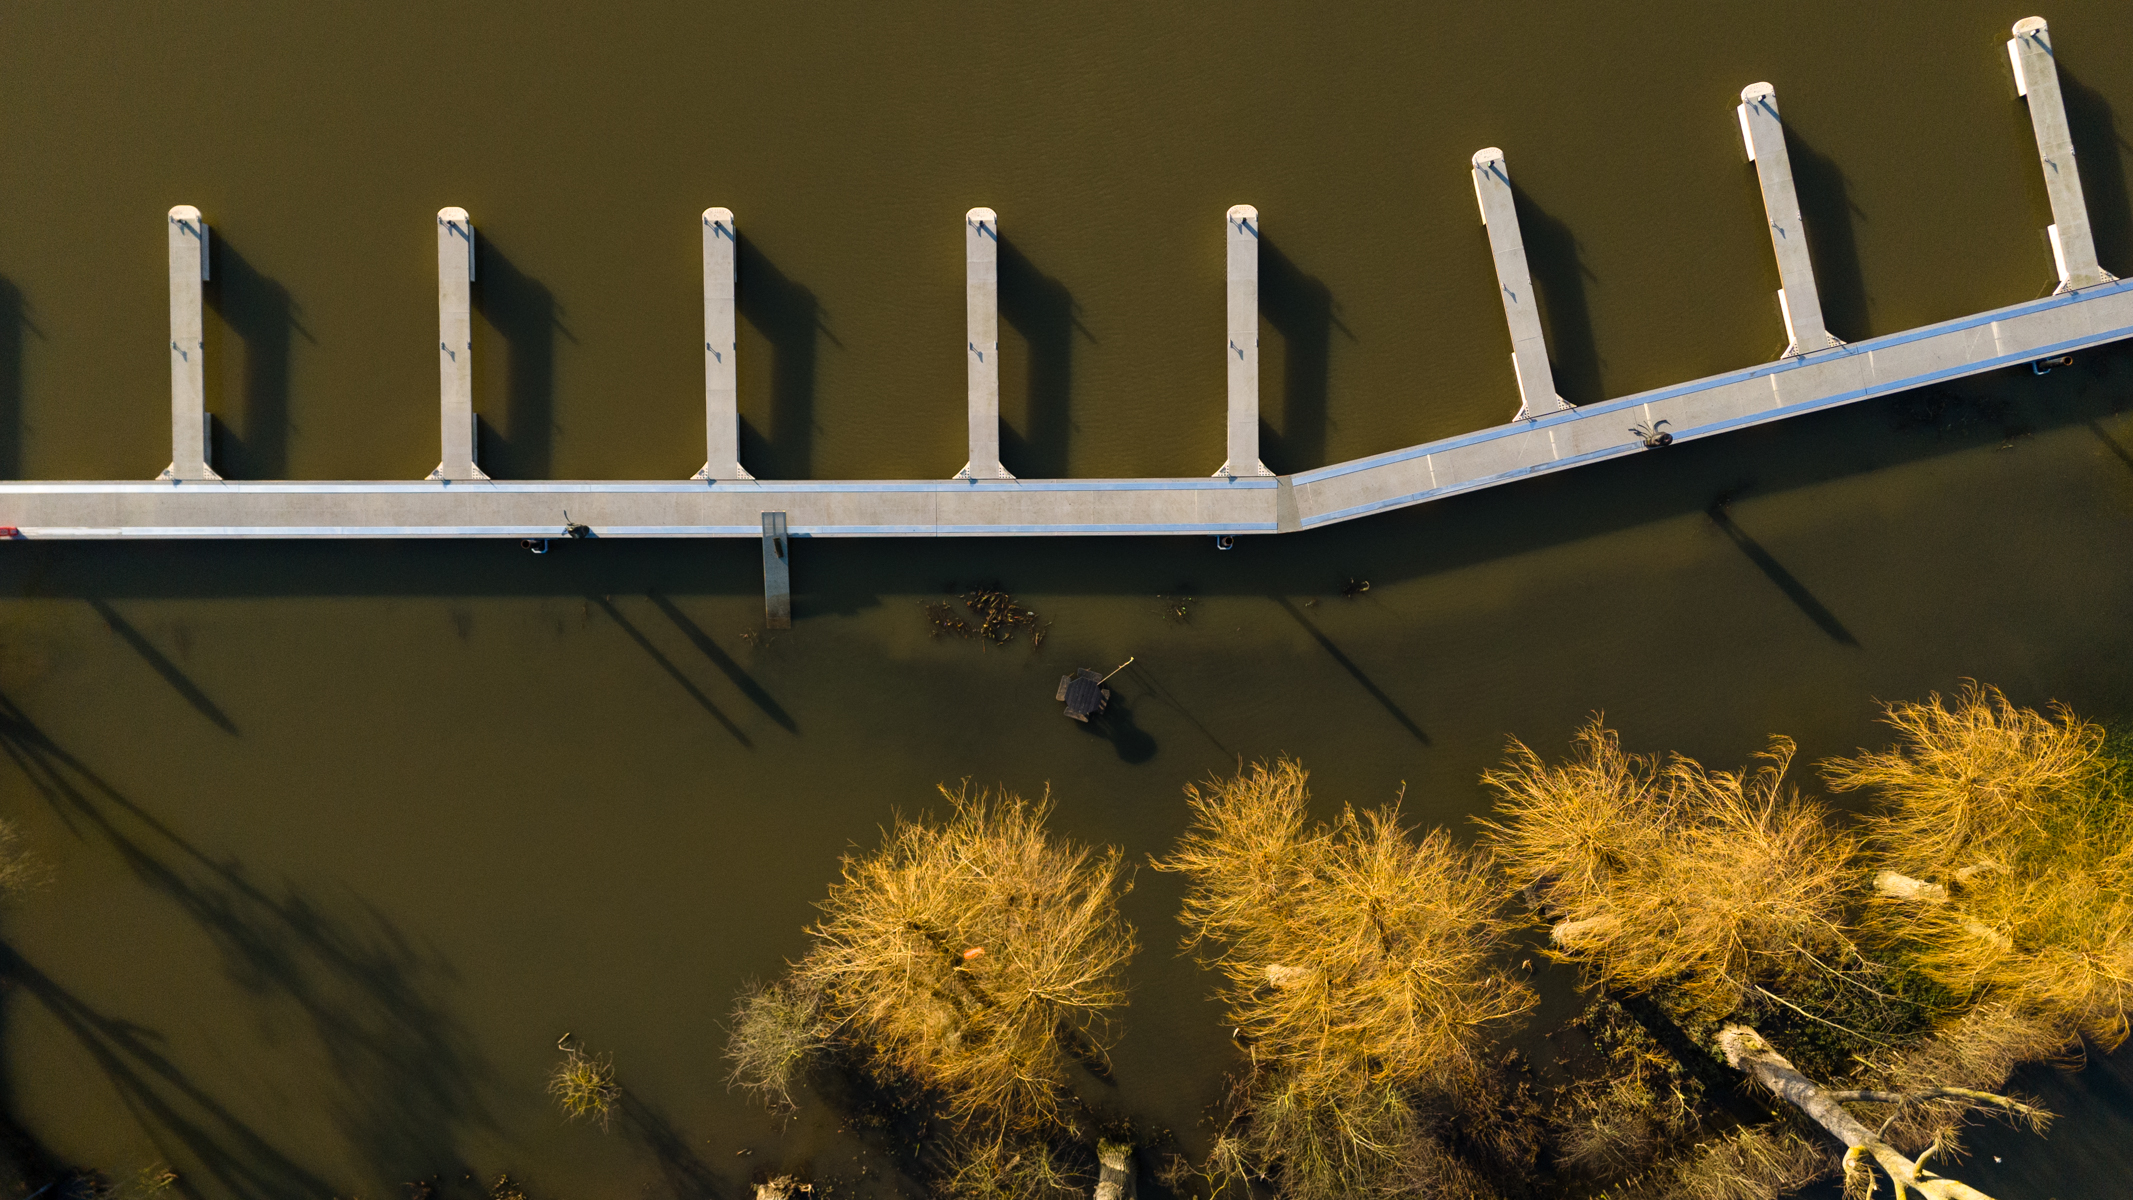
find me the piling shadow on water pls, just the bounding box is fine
[646,592,797,733]
[1274,597,1429,743]
[1786,127,1871,344]
[475,239,571,480]
[0,694,490,1196]
[2061,65,2133,280]
[997,236,1084,479]
[205,236,310,479]
[736,235,829,481]
[1510,181,1603,406]
[0,278,36,481]
[88,599,238,735]
[590,595,753,747]
[1257,237,1348,474]
[1705,498,1859,647]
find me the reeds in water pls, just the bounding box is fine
[547,1042,621,1129]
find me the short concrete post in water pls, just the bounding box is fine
[161,205,217,481]
[1217,204,1271,477]
[761,510,792,629]
[696,207,751,481]
[2009,17,2115,292]
[1471,149,1568,420]
[957,207,1012,479]
[431,206,486,481]
[1736,83,1841,356]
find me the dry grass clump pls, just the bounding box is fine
[789,786,1134,1132]
[1612,1126,1830,1200]
[1478,721,1854,1016]
[548,1042,621,1129]
[1157,760,1530,1200]
[1828,684,2133,1047]
[1547,1002,1703,1180]
[726,978,828,1110]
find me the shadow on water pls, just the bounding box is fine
[1786,128,1872,344]
[645,593,798,733]
[997,236,1084,479]
[475,239,572,480]
[1705,498,1859,647]
[2061,66,2133,280]
[0,694,490,1198]
[1509,182,1603,405]
[1081,690,1157,764]
[1257,238,1350,475]
[1273,597,1429,744]
[736,236,830,481]
[590,596,752,746]
[86,599,238,735]
[205,236,311,480]
[619,1090,728,1200]
[0,278,39,482]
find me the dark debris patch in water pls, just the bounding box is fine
[923,589,1048,647]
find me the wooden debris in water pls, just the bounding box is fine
[1157,593,1197,624]
[924,588,1048,647]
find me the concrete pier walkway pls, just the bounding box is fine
[4,17,2123,542]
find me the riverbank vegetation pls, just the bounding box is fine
[715,683,2126,1200]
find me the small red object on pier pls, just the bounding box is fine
[0,527,20,539]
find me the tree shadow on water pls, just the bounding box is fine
[1509,183,1604,405]
[206,236,311,480]
[737,237,831,481]
[1257,238,1349,475]
[997,237,1085,479]
[0,694,493,1197]
[2061,65,2133,281]
[476,240,572,480]
[618,1090,729,1200]
[0,278,39,482]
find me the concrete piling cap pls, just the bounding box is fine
[967,207,997,230]
[1471,147,1505,168]
[1740,81,1775,102]
[703,206,733,224]
[437,206,468,223]
[2013,16,2047,37]
[1227,204,1257,222]
[168,204,201,221]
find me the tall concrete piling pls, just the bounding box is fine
[161,205,217,481]
[1471,149,1567,419]
[761,510,792,628]
[432,207,486,480]
[697,207,751,481]
[2010,17,2115,292]
[958,207,1012,479]
[1737,83,1840,355]
[1218,204,1270,477]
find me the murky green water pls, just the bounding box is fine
[1,2,2131,1196]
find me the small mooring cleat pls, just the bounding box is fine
[1630,419,1673,448]
[563,522,592,539]
[1215,535,1236,550]
[2032,354,2074,375]
[521,538,550,554]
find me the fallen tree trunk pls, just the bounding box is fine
[1718,1025,2031,1200]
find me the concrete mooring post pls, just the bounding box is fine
[1737,83,1841,356]
[696,207,751,481]
[2009,17,2115,292]
[161,205,217,481]
[431,206,486,481]
[1217,204,1270,478]
[958,207,1012,479]
[761,510,792,628]
[1471,150,1568,420]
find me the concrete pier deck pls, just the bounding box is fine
[2010,17,2115,292]
[4,20,2124,543]
[1737,84,1839,355]
[7,274,2129,539]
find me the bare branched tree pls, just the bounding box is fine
[1158,760,1530,1200]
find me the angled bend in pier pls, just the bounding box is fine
[697,207,751,481]
[958,207,1011,479]
[1217,204,1271,477]
[161,205,217,481]
[2010,17,2115,292]
[1471,148,1568,420]
[431,206,486,481]
[1737,83,1840,356]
